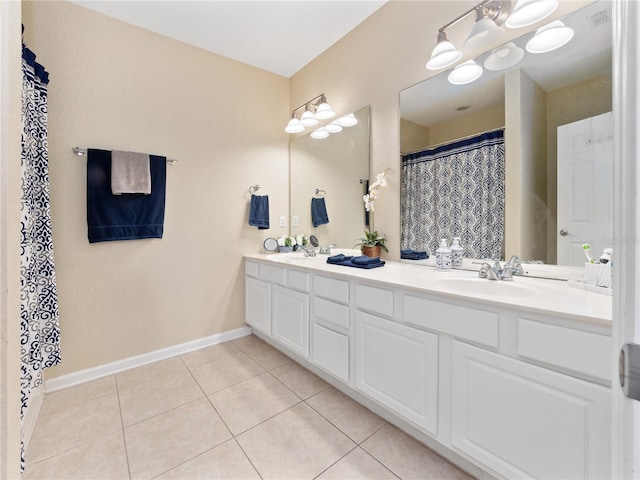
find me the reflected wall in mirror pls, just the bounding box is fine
[400,1,612,267]
[290,106,370,248]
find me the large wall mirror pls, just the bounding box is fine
[290,106,370,248]
[400,0,612,268]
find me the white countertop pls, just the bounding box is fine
[245,251,612,326]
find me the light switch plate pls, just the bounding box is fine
[279,216,286,228]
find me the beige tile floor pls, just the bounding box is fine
[24,335,474,480]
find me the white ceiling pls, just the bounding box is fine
[72,0,387,78]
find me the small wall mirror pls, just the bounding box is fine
[290,105,370,248]
[400,0,612,269]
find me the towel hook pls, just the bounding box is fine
[315,188,326,197]
[249,184,260,194]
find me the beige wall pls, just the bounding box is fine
[400,118,429,155]
[429,104,505,147]
[21,1,289,378]
[1,1,25,476]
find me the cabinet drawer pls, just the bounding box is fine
[245,261,259,279]
[314,297,349,330]
[314,275,349,304]
[404,294,499,348]
[517,319,612,382]
[288,269,310,293]
[356,283,394,318]
[312,324,349,382]
[260,264,286,285]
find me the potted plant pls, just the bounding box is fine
[355,168,390,257]
[277,235,297,253]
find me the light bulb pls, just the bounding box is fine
[315,96,335,120]
[505,0,558,29]
[299,106,318,127]
[285,116,304,134]
[426,31,463,70]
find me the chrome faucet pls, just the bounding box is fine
[478,260,513,281]
[318,244,336,255]
[298,245,316,257]
[505,255,525,276]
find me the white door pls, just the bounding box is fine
[612,1,640,478]
[557,112,613,266]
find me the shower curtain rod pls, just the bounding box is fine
[401,126,505,157]
[72,147,178,165]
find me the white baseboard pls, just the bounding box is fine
[44,326,252,393]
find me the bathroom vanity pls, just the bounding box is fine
[244,253,612,479]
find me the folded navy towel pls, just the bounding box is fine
[311,197,329,227]
[327,254,353,264]
[352,255,382,265]
[87,149,166,243]
[249,194,270,229]
[326,257,385,269]
[401,249,429,260]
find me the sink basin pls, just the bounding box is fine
[434,277,545,298]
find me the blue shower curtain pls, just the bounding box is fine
[401,128,505,259]
[21,37,60,468]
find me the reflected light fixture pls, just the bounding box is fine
[336,113,358,127]
[526,20,574,53]
[324,122,343,134]
[505,0,558,29]
[310,127,330,139]
[484,42,524,70]
[448,60,483,85]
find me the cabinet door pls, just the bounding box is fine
[245,277,270,334]
[451,341,610,480]
[312,323,349,382]
[355,311,438,435]
[272,285,309,358]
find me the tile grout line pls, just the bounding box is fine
[114,375,133,480]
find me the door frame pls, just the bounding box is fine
[612,0,640,477]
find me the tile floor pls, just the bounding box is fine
[24,335,473,480]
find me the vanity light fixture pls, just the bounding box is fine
[525,20,574,53]
[505,0,558,29]
[284,93,334,133]
[448,60,483,85]
[463,4,506,53]
[426,0,559,72]
[484,41,524,70]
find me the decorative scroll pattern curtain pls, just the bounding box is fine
[401,128,505,259]
[21,38,60,468]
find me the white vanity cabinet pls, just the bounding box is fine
[243,256,613,480]
[355,310,439,435]
[451,341,611,480]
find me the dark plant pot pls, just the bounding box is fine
[362,246,382,258]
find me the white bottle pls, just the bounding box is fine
[451,237,463,267]
[436,238,452,271]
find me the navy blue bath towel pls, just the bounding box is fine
[311,197,329,227]
[249,194,270,229]
[326,254,385,269]
[87,149,166,243]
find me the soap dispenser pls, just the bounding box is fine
[451,237,463,267]
[436,239,452,271]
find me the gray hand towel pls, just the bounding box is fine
[111,150,151,195]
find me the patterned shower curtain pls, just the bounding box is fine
[401,128,505,259]
[21,38,60,467]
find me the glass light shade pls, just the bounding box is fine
[285,117,304,134]
[426,39,463,70]
[448,60,483,85]
[484,42,525,70]
[315,101,335,120]
[310,127,330,139]
[324,122,343,133]
[463,17,505,52]
[505,0,558,29]
[300,108,318,127]
[336,113,358,127]
[526,20,574,53]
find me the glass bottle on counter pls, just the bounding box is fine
[451,237,463,267]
